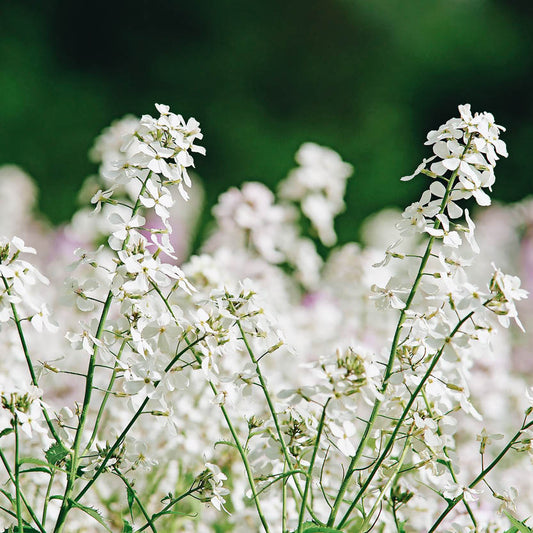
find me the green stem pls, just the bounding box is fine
[54,174,152,532]
[42,469,55,527]
[282,460,287,533]
[136,486,199,532]
[14,419,23,533]
[2,275,61,444]
[189,347,270,532]
[233,315,321,522]
[428,418,533,532]
[297,399,329,533]
[327,137,472,527]
[84,339,128,454]
[0,447,46,533]
[359,428,413,531]
[53,292,114,532]
[336,310,475,529]
[421,389,477,529]
[113,468,157,533]
[151,283,271,530]
[72,335,204,506]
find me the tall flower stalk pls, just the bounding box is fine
[0,103,530,533]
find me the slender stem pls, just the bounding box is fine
[0,447,46,533]
[42,469,55,527]
[14,419,23,532]
[193,350,270,532]
[428,418,533,532]
[54,174,152,532]
[53,292,114,532]
[421,389,477,529]
[136,486,199,532]
[150,284,270,530]
[84,339,127,454]
[336,310,475,529]
[359,428,413,531]
[113,468,157,533]
[72,335,204,505]
[297,399,329,533]
[233,314,321,522]
[282,460,287,533]
[327,137,472,526]
[2,275,61,443]
[153,283,318,526]
[236,318,292,463]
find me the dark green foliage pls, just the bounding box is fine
[1,1,532,242]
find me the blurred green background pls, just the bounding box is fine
[1,0,532,244]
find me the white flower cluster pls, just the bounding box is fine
[0,104,531,533]
[279,142,353,246]
[0,236,55,332]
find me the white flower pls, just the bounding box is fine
[123,359,163,399]
[199,463,230,513]
[17,401,47,439]
[90,187,116,213]
[139,179,174,221]
[396,195,440,236]
[30,304,58,333]
[443,483,481,503]
[372,239,403,268]
[400,156,436,181]
[429,180,463,219]
[330,420,357,457]
[425,213,462,248]
[413,412,442,449]
[370,278,407,310]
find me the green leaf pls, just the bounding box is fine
[3,526,40,533]
[45,442,69,465]
[304,526,343,533]
[296,523,343,533]
[126,485,135,520]
[0,427,14,439]
[504,512,533,533]
[67,499,113,532]
[397,521,407,533]
[18,457,52,475]
[0,488,15,505]
[121,519,133,533]
[214,439,238,450]
[505,512,533,532]
[20,467,54,475]
[19,457,50,465]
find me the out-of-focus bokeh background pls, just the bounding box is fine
[1,0,532,243]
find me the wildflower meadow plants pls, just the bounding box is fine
[0,103,532,533]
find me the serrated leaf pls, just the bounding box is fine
[121,519,133,533]
[45,442,69,465]
[68,499,112,532]
[504,512,533,533]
